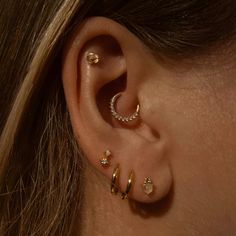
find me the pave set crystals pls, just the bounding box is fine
[110,93,140,122]
[143,177,154,195]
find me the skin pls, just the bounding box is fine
[62,17,236,235]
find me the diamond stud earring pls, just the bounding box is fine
[100,149,112,168]
[86,52,100,64]
[143,177,154,195]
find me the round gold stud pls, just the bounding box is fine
[86,52,100,64]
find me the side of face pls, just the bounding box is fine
[62,16,236,233]
[144,55,236,231]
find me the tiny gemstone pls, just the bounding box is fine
[105,150,111,157]
[100,158,109,167]
[143,177,154,195]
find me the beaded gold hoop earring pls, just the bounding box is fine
[110,93,140,122]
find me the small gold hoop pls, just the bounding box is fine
[110,93,140,122]
[121,171,134,200]
[111,165,119,194]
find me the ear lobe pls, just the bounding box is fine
[62,17,173,203]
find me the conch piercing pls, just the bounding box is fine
[143,177,154,195]
[100,149,112,168]
[111,165,120,194]
[86,52,100,64]
[110,93,140,122]
[121,171,134,200]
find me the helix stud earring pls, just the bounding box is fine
[86,52,100,64]
[110,93,140,122]
[111,165,120,194]
[143,177,154,195]
[121,171,134,200]
[100,149,112,168]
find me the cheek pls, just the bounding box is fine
[163,86,236,219]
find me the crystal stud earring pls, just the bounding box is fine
[100,149,112,168]
[143,177,154,195]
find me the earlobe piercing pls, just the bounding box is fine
[86,52,100,64]
[100,149,112,168]
[110,93,140,122]
[111,165,120,194]
[121,171,134,199]
[143,177,154,195]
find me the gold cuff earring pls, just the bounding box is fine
[110,93,140,122]
[121,171,134,200]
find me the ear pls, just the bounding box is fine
[62,17,172,203]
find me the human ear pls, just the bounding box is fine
[62,17,172,203]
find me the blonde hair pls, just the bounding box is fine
[1,0,236,235]
[0,1,84,235]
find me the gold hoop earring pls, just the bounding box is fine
[111,165,119,194]
[110,93,140,122]
[121,171,134,199]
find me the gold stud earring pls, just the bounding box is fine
[100,149,112,168]
[121,171,134,199]
[110,93,140,122]
[86,52,100,64]
[111,165,120,194]
[143,177,154,195]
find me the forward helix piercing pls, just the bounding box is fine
[86,52,100,64]
[100,149,112,168]
[110,93,140,122]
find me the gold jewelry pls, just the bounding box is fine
[86,52,100,64]
[100,149,112,167]
[110,93,140,122]
[121,171,134,199]
[143,177,154,195]
[111,165,119,194]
